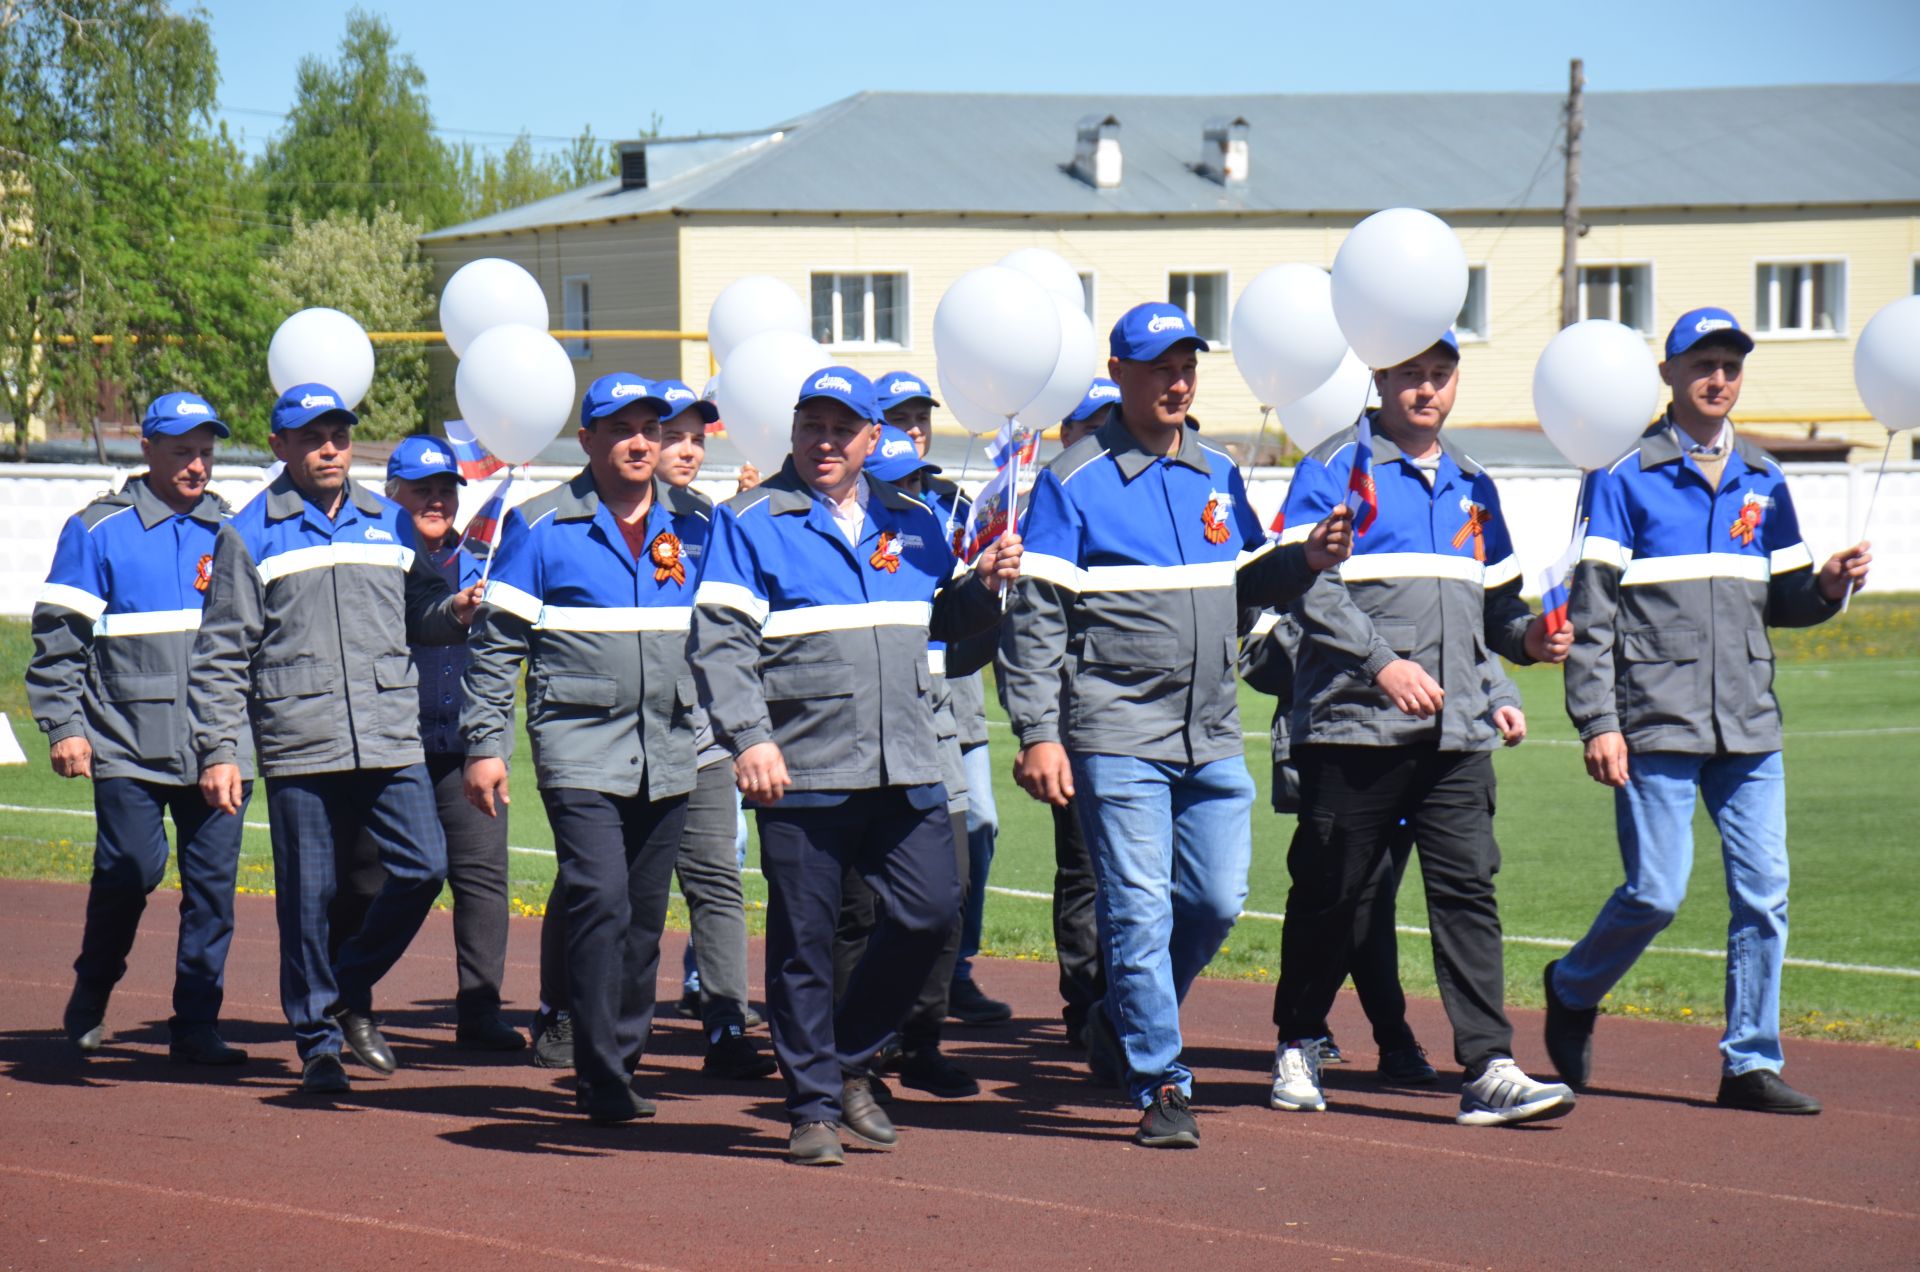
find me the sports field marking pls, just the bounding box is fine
[7,801,1917,979]
[983,719,1920,744]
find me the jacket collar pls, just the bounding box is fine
[1639,412,1770,479]
[127,473,227,529]
[550,466,697,522]
[1097,414,1210,479]
[262,470,383,524]
[1364,413,1482,479]
[763,458,928,519]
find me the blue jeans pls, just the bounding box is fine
[1553,751,1790,1075]
[1071,753,1255,1107]
[953,742,999,982]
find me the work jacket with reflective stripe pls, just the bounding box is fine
[919,480,993,753]
[28,477,251,783]
[189,473,465,778]
[462,470,707,800]
[1280,420,1536,751]
[689,462,1001,794]
[416,538,483,756]
[1564,418,1838,755]
[1001,416,1316,765]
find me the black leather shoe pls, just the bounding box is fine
[456,1014,527,1052]
[895,1046,980,1098]
[788,1121,844,1166]
[1717,1069,1821,1115]
[1377,1044,1438,1086]
[329,1006,397,1074]
[577,1082,657,1125]
[64,982,109,1053]
[946,978,1013,1024]
[1542,959,1597,1089]
[840,1076,897,1148]
[674,989,702,1020]
[169,1028,248,1066]
[531,1009,574,1069]
[300,1053,351,1094]
[703,1026,777,1080]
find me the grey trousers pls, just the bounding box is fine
[676,759,752,1036]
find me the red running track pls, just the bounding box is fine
[0,879,1914,1270]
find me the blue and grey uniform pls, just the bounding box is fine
[28,472,250,1038]
[461,466,707,1104]
[1268,417,1537,1075]
[190,440,463,1062]
[690,453,1001,1128]
[1553,403,1839,1077]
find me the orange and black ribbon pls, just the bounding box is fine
[1451,506,1491,563]
[1201,498,1233,545]
[870,530,901,573]
[193,553,213,593]
[648,532,686,586]
[1729,503,1762,546]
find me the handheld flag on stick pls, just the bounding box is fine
[1533,532,1581,635]
[985,417,1038,471]
[444,419,507,481]
[1346,414,1379,536]
[467,468,516,591]
[943,433,978,553]
[961,449,1016,564]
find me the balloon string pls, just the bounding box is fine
[1840,433,1894,616]
[1239,404,1272,486]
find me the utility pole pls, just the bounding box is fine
[1560,58,1585,329]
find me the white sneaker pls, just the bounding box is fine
[1269,1041,1326,1112]
[1456,1058,1576,1126]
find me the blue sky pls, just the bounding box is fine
[203,0,1920,155]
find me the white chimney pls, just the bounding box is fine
[1073,114,1122,189]
[1201,116,1250,185]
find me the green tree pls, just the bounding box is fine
[258,207,434,442]
[257,9,463,230]
[454,124,618,222]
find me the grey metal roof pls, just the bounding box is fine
[424,85,1920,241]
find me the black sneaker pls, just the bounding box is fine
[947,978,1013,1024]
[703,1026,777,1080]
[455,1013,527,1052]
[1716,1069,1821,1115]
[1135,1084,1199,1148]
[576,1081,657,1125]
[1377,1044,1439,1086]
[531,1009,574,1069]
[674,989,702,1020]
[63,982,109,1054]
[1541,960,1597,1088]
[895,1046,980,1098]
[169,1027,248,1066]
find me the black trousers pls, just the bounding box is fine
[1050,798,1106,1039]
[760,790,959,1126]
[1273,745,1512,1073]
[833,803,968,1052]
[329,753,511,1023]
[539,786,687,1097]
[1307,821,1418,1053]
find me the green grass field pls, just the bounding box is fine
[3,601,1917,1047]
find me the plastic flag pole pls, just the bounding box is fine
[1841,432,1894,615]
[476,466,516,593]
[944,432,977,553]
[1000,418,1029,614]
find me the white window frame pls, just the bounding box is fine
[561,274,591,359]
[809,269,912,351]
[1455,264,1490,343]
[1576,261,1656,335]
[1077,270,1097,325]
[1167,268,1232,348]
[1752,257,1849,339]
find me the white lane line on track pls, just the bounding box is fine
[985,719,1920,744]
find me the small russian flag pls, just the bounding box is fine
[985,418,1038,470]
[1533,530,1582,635]
[961,454,1016,562]
[464,473,513,559]
[444,419,506,481]
[1346,415,1379,536]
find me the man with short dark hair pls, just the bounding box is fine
[31,392,251,1064]
[1547,308,1871,1115]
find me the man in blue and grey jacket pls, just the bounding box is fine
[1546,308,1871,1115]
[1001,304,1351,1150]
[190,384,478,1094]
[29,392,251,1065]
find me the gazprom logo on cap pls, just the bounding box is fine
[881,437,914,460]
[664,387,694,401]
[1089,383,1119,401]
[888,378,925,395]
[300,393,337,410]
[1146,315,1187,334]
[1695,316,1735,335]
[177,402,211,416]
[814,373,854,393]
[610,382,648,399]
[421,449,450,467]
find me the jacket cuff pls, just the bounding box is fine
[1577,716,1622,742]
[464,736,510,760]
[1360,646,1399,681]
[43,720,88,745]
[199,745,238,769]
[728,724,772,755]
[1014,723,1059,748]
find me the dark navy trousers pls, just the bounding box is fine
[264,765,447,1060]
[539,786,687,1098]
[74,777,249,1033]
[759,789,960,1126]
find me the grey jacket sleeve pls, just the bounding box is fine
[1483,576,1537,665]
[1487,661,1522,713]
[1293,569,1401,682]
[929,571,1001,643]
[406,548,467,646]
[27,606,92,746]
[459,606,529,761]
[689,602,773,757]
[1236,541,1317,612]
[1563,557,1623,741]
[999,576,1071,748]
[189,525,264,769]
[944,623,1002,680]
[1765,566,1840,629]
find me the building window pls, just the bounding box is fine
[1755,261,1846,336]
[1168,271,1229,345]
[1578,264,1653,333]
[1455,266,1489,341]
[810,272,906,348]
[561,275,590,359]
[1077,271,1096,323]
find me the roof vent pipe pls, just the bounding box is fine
[1200,116,1249,184]
[1073,114,1122,189]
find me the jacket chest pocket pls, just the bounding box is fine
[1070,629,1181,726]
[1373,620,1419,657]
[535,673,618,715]
[763,661,856,771]
[373,653,418,691]
[252,660,337,756]
[99,672,180,761]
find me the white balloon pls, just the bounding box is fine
[1230,265,1348,409]
[1532,320,1664,470]
[1331,208,1469,369]
[707,276,810,367]
[936,365,1008,437]
[1000,247,1087,312]
[934,266,1062,417]
[1277,350,1378,455]
[440,259,548,359]
[267,308,375,410]
[1854,295,1920,434]
[1015,295,1099,432]
[453,324,577,465]
[715,328,831,472]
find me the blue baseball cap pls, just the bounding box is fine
[271,383,357,432]
[386,435,466,484]
[866,425,940,482]
[1110,302,1210,362]
[1066,378,1122,424]
[874,370,941,414]
[651,378,720,425]
[142,391,230,439]
[580,372,670,427]
[795,366,881,423]
[1665,307,1754,360]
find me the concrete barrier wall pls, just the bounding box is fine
[2,460,1914,617]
